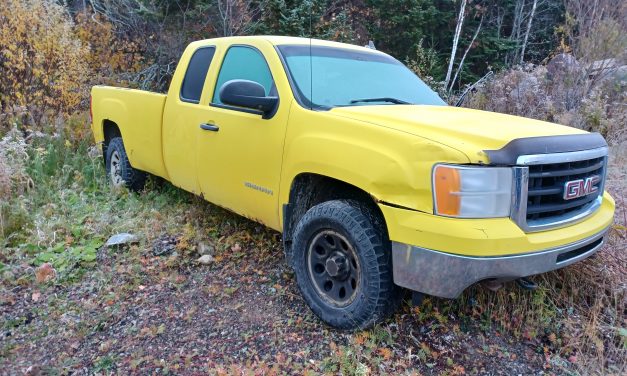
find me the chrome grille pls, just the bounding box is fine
[526,156,605,220]
[511,147,608,232]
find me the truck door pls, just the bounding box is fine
[162,46,217,194]
[196,44,290,230]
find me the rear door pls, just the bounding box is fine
[195,42,291,230]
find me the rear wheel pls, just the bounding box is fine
[105,137,146,191]
[291,200,401,330]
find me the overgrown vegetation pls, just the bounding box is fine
[464,0,627,144]
[1,0,625,374]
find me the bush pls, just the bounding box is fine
[0,128,32,240]
[0,129,30,199]
[464,59,627,144]
[74,10,145,88]
[0,0,89,129]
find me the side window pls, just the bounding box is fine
[180,47,215,103]
[212,46,274,104]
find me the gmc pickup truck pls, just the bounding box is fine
[91,36,615,329]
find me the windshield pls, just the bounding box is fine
[277,45,446,109]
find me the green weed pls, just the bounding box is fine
[94,355,117,372]
[1,131,200,286]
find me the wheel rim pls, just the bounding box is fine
[306,230,361,307]
[109,150,124,187]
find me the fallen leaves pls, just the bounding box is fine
[1,293,17,305]
[34,263,56,283]
[378,347,393,360]
[138,324,166,339]
[31,291,41,302]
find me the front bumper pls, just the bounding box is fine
[379,192,614,257]
[392,227,608,298]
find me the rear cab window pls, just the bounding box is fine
[180,47,216,103]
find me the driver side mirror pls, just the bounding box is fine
[219,79,278,116]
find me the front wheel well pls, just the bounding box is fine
[283,173,387,263]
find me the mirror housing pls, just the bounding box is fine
[219,79,278,115]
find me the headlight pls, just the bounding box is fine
[432,164,513,218]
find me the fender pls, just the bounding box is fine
[278,107,470,228]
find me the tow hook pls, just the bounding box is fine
[516,277,538,290]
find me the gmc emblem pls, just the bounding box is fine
[563,175,600,200]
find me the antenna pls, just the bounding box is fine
[309,0,313,110]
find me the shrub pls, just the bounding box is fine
[74,10,145,87]
[0,128,30,199]
[465,65,553,120]
[0,128,32,240]
[0,0,89,128]
[464,60,627,144]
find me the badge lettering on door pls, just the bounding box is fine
[563,175,600,200]
[244,182,273,196]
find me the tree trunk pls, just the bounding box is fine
[496,6,503,38]
[508,0,526,65]
[510,0,525,41]
[449,14,484,93]
[444,0,468,89]
[519,0,538,64]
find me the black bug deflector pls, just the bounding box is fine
[484,133,607,165]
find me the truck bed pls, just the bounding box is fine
[91,86,168,179]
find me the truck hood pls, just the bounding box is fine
[328,105,586,163]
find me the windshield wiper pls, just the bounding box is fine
[349,97,410,105]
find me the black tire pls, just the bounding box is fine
[105,137,146,192]
[291,200,401,330]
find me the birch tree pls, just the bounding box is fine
[449,14,484,92]
[519,0,538,64]
[506,0,525,65]
[444,0,468,89]
[216,0,259,37]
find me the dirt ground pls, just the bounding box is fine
[3,224,557,375]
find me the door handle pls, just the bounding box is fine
[200,123,219,132]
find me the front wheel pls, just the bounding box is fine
[291,200,401,330]
[105,137,146,192]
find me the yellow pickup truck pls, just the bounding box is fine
[91,36,615,329]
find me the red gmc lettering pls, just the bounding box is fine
[563,175,600,200]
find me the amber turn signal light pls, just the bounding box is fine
[433,165,461,216]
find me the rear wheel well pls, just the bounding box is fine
[102,120,121,164]
[283,173,387,263]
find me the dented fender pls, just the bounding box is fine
[278,105,471,228]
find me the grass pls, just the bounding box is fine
[1,129,625,374]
